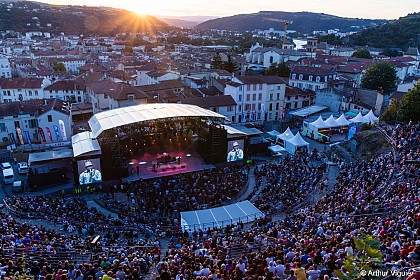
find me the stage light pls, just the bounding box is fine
[129,162,134,165]
[186,154,191,157]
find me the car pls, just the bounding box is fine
[17,162,29,174]
[12,181,24,193]
[1,162,12,170]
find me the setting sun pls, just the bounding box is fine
[120,1,167,16]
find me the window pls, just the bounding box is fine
[295,96,298,100]
[28,119,37,128]
[270,85,274,91]
[269,56,274,63]
[252,94,256,101]
[127,94,134,101]
[277,85,281,90]
[252,104,256,110]
[227,106,233,112]
[276,103,279,110]
[245,104,251,111]
[277,92,280,100]
[253,84,257,91]
[299,74,303,80]
[292,74,296,79]
[47,115,52,122]
[258,93,262,100]
[238,94,242,101]
[269,93,273,101]
[309,75,313,81]
[246,94,250,101]
[238,105,242,112]
[259,84,263,90]
[14,121,20,128]
[269,103,273,111]
[246,84,251,91]
[316,76,320,82]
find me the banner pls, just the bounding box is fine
[53,125,60,141]
[38,127,46,143]
[24,131,32,145]
[58,119,67,141]
[16,127,24,145]
[45,127,53,141]
[8,133,16,145]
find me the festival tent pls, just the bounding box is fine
[308,116,328,131]
[277,127,295,142]
[349,112,366,123]
[285,132,309,154]
[267,130,280,138]
[268,144,287,154]
[362,110,379,123]
[335,114,350,126]
[180,200,263,230]
[324,115,340,128]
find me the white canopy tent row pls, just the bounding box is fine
[276,127,295,142]
[180,200,264,230]
[349,110,379,124]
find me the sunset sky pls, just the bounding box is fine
[38,0,418,19]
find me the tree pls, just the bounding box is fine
[381,98,400,122]
[361,61,397,94]
[263,62,291,77]
[221,54,238,73]
[211,52,223,69]
[400,81,420,122]
[335,235,383,280]
[53,62,66,72]
[381,48,402,57]
[352,48,372,59]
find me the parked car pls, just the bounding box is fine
[2,168,14,184]
[12,181,24,193]
[17,162,29,174]
[1,162,12,170]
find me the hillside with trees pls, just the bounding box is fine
[0,1,172,36]
[195,11,386,33]
[348,13,420,49]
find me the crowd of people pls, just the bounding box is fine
[1,123,419,280]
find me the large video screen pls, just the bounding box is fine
[77,158,102,185]
[227,139,244,162]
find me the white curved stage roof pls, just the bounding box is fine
[89,103,228,138]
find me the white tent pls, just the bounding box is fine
[180,200,263,230]
[362,110,379,123]
[335,114,350,126]
[324,115,340,128]
[268,145,287,154]
[267,130,280,138]
[349,112,366,123]
[277,127,295,142]
[72,131,102,157]
[285,132,309,154]
[308,116,328,131]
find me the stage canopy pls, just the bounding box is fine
[72,131,101,157]
[89,103,229,138]
[285,132,309,154]
[180,200,264,230]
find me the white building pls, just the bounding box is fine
[289,66,336,91]
[44,80,85,103]
[0,77,51,103]
[0,98,71,146]
[224,75,286,123]
[0,54,12,78]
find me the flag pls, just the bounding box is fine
[58,119,67,141]
[38,127,46,143]
[241,111,245,123]
[8,133,16,145]
[53,125,60,141]
[24,131,32,145]
[281,107,286,120]
[46,127,53,141]
[16,127,24,145]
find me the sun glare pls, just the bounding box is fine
[123,1,166,16]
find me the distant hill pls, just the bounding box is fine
[195,11,387,33]
[348,13,420,49]
[157,17,198,29]
[0,1,172,36]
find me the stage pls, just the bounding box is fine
[123,132,214,181]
